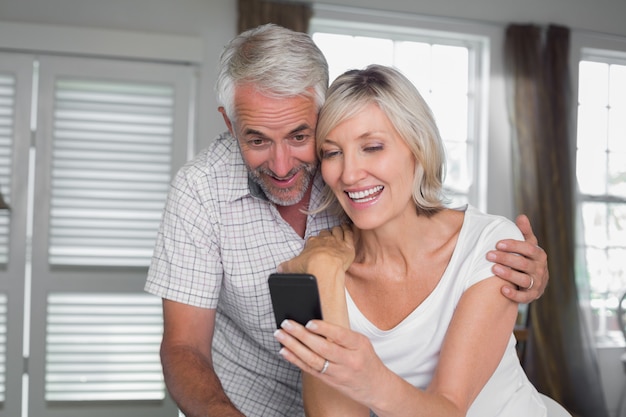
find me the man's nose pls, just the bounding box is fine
[268,143,292,177]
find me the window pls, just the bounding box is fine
[0,22,200,416]
[576,51,626,345]
[310,8,489,209]
[48,76,175,267]
[27,55,192,416]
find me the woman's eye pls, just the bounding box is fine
[364,144,383,152]
[321,149,340,159]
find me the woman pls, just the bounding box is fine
[273,65,558,416]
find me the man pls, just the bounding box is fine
[145,24,548,417]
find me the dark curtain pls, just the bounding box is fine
[504,24,609,417]
[238,0,312,34]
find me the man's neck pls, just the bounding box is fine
[276,185,312,238]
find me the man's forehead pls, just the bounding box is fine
[233,86,318,136]
[234,84,316,103]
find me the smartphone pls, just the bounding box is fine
[268,273,323,328]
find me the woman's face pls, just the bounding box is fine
[320,103,417,230]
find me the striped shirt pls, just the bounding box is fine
[145,131,340,416]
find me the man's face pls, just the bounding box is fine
[220,84,319,206]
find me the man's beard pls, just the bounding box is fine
[248,163,318,206]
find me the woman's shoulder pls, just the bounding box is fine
[461,205,523,243]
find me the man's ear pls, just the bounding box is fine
[218,106,235,136]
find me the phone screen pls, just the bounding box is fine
[268,273,323,328]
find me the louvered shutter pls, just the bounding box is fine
[28,55,190,417]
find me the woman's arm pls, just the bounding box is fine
[278,225,367,416]
[277,275,518,417]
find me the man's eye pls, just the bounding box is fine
[292,134,308,143]
[248,138,267,147]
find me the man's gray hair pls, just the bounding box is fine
[215,23,329,121]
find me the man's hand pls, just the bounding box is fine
[487,214,549,304]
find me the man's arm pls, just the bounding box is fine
[160,299,245,417]
[487,214,549,304]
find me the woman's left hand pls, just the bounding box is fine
[274,318,389,407]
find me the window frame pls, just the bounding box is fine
[310,4,508,215]
[0,51,32,417]
[0,21,203,416]
[570,31,626,347]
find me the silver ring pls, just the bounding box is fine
[526,277,534,291]
[319,359,329,374]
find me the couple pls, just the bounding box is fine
[146,24,551,417]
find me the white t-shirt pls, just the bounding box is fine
[347,205,547,417]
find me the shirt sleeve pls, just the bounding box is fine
[462,212,524,290]
[145,163,223,309]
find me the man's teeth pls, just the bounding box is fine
[347,186,383,202]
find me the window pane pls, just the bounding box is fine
[608,151,626,197]
[576,148,607,195]
[394,41,431,94]
[609,64,626,108]
[578,61,608,106]
[0,72,15,264]
[576,103,608,151]
[431,44,468,95]
[608,104,626,152]
[444,141,471,193]
[311,33,393,82]
[0,294,6,402]
[45,293,164,401]
[48,78,173,267]
[578,58,626,345]
[313,29,476,206]
[608,203,626,246]
[581,201,609,249]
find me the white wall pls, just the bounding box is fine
[1,0,625,415]
[1,0,238,152]
[2,0,625,153]
[315,0,626,38]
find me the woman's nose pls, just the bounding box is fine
[340,153,366,185]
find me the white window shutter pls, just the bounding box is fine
[0,72,15,264]
[49,77,174,267]
[26,55,191,417]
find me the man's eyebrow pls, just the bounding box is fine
[288,124,312,135]
[243,128,265,137]
[242,124,312,138]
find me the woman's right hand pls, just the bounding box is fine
[278,224,355,325]
[278,224,355,277]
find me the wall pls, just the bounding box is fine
[314,0,626,38]
[1,0,238,152]
[2,0,626,152]
[1,0,625,415]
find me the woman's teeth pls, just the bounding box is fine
[347,186,383,202]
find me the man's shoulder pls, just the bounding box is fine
[172,131,249,204]
[180,132,242,177]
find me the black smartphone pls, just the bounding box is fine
[268,273,323,328]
